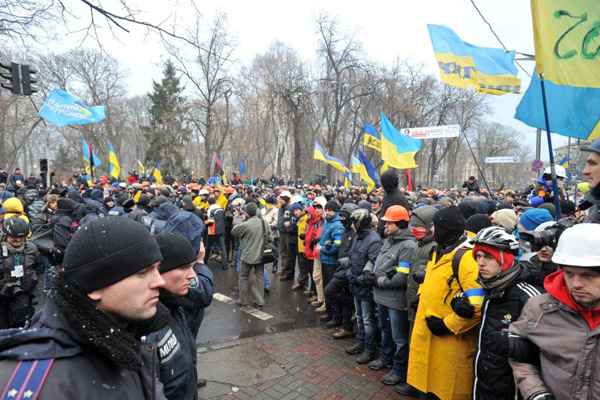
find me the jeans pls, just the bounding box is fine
[354,297,377,352]
[377,304,409,378]
[205,234,227,268]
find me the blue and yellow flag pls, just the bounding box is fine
[313,142,349,174]
[427,24,521,95]
[108,143,120,179]
[379,113,421,170]
[137,160,146,176]
[152,161,163,184]
[515,1,600,140]
[362,122,381,152]
[353,151,380,192]
[358,150,380,191]
[343,171,352,189]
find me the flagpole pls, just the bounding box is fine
[89,143,95,185]
[462,131,495,200]
[538,73,562,220]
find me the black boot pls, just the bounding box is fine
[393,383,421,398]
[356,350,376,364]
[345,343,363,355]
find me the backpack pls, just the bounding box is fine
[444,246,468,303]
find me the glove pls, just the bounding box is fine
[357,271,377,288]
[385,268,397,280]
[450,293,475,318]
[529,393,555,400]
[298,233,306,240]
[412,269,426,284]
[425,316,452,336]
[337,257,350,269]
[310,238,319,247]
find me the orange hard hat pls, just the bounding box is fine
[381,205,409,222]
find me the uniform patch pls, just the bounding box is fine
[158,329,180,364]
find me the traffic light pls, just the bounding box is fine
[0,62,21,95]
[21,65,37,96]
[39,158,48,173]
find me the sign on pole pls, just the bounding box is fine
[484,156,519,164]
[401,124,460,139]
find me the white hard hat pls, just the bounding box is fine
[552,223,600,267]
[313,196,327,209]
[199,189,209,196]
[290,195,303,205]
[543,165,567,179]
[231,197,245,207]
[279,190,292,199]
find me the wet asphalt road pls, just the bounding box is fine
[197,261,322,346]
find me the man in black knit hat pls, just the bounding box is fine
[149,233,209,400]
[0,216,168,399]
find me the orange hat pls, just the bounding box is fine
[381,205,410,222]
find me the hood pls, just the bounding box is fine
[0,300,83,360]
[155,201,178,220]
[544,270,600,330]
[389,227,415,242]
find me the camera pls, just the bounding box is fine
[520,218,575,252]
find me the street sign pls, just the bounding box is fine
[484,156,519,164]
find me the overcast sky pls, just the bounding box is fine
[52,0,569,159]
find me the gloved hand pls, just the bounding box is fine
[385,268,397,280]
[425,316,452,336]
[298,233,306,240]
[529,392,555,400]
[412,269,426,284]
[337,257,350,269]
[357,271,377,288]
[450,293,475,318]
[310,238,319,247]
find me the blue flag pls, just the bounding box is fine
[515,73,600,140]
[39,89,106,127]
[239,159,247,176]
[81,139,102,167]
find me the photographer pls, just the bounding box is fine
[579,138,600,223]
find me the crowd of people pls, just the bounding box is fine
[0,138,597,399]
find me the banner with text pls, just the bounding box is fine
[401,124,460,139]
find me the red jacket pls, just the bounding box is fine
[544,270,600,330]
[304,207,323,261]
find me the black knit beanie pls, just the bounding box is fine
[325,200,340,212]
[433,206,466,246]
[465,213,491,234]
[155,233,197,273]
[62,216,162,293]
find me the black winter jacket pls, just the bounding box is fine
[148,294,198,400]
[0,300,166,400]
[474,271,543,400]
[347,229,382,299]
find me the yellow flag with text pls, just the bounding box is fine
[531,0,600,89]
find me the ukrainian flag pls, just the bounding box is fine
[427,24,520,95]
[464,288,485,306]
[137,160,146,176]
[313,142,349,174]
[152,161,163,184]
[379,113,421,170]
[354,150,380,192]
[395,260,411,275]
[108,143,120,179]
[362,122,381,152]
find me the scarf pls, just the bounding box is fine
[479,264,522,296]
[54,277,167,371]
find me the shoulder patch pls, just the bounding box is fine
[158,328,180,364]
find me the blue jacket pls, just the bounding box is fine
[318,214,345,265]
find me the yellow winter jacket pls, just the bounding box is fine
[407,243,482,400]
[297,213,309,254]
